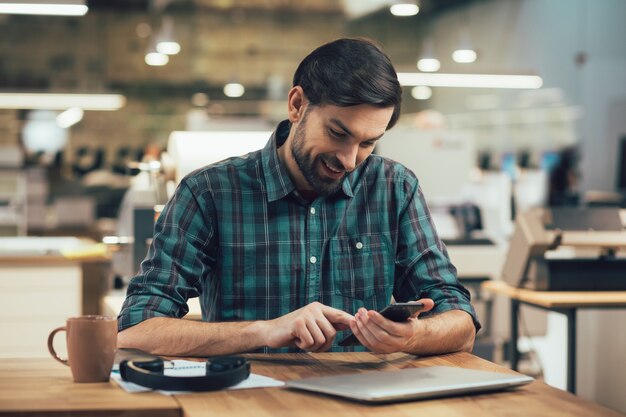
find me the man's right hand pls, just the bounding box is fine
[260,302,354,352]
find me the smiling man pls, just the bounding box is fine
[118,38,480,356]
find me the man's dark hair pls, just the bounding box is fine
[293,38,402,129]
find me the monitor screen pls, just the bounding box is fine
[500,152,517,179]
[540,151,561,173]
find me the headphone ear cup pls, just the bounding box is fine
[207,356,244,372]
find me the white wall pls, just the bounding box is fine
[384,0,626,412]
[426,0,626,194]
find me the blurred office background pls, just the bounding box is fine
[0,0,625,413]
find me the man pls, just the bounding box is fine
[118,38,480,356]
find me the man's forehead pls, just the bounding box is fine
[319,105,393,138]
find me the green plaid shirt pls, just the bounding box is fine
[119,121,480,352]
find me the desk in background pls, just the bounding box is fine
[1,352,623,417]
[0,237,110,358]
[482,280,626,394]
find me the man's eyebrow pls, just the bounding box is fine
[329,118,353,136]
[329,118,385,142]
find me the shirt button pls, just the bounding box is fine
[355,242,363,250]
[310,256,317,264]
[310,207,316,215]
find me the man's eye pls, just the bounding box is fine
[361,142,375,148]
[329,129,346,138]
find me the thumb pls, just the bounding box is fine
[415,298,435,315]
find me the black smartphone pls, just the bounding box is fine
[338,301,425,347]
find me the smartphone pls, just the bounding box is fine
[338,301,425,347]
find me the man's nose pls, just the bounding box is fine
[336,145,359,172]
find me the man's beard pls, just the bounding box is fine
[291,113,346,196]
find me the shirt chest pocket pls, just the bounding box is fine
[329,235,393,301]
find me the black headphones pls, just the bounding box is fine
[119,356,250,391]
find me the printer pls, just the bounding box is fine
[502,207,626,291]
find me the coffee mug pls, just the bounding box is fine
[48,315,117,383]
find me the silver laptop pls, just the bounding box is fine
[286,366,533,403]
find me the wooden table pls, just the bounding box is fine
[0,357,179,417]
[482,280,626,394]
[1,352,624,417]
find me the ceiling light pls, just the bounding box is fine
[0,93,126,110]
[452,49,477,64]
[145,51,169,66]
[452,29,477,63]
[191,92,210,107]
[136,22,152,38]
[0,0,87,16]
[156,41,180,55]
[417,58,440,73]
[397,73,543,89]
[417,39,440,72]
[155,16,180,55]
[224,83,245,98]
[56,107,83,128]
[390,1,418,16]
[411,86,432,100]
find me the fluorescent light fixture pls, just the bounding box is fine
[417,58,440,72]
[452,49,477,64]
[0,93,126,110]
[398,72,543,89]
[411,85,432,100]
[390,2,418,16]
[145,51,169,66]
[224,83,245,98]
[0,0,87,16]
[56,107,83,128]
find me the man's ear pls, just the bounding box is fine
[287,86,306,123]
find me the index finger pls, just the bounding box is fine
[320,305,354,327]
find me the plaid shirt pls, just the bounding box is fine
[119,120,480,352]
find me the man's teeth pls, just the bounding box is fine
[324,161,341,173]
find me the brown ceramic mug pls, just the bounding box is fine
[47,315,117,383]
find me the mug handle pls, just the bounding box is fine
[47,326,69,366]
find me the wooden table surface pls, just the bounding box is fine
[482,280,626,308]
[0,358,179,417]
[1,352,624,417]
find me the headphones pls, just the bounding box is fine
[119,356,250,392]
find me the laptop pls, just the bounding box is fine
[286,366,533,403]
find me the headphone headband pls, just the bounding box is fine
[119,356,250,392]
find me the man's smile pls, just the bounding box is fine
[320,158,345,180]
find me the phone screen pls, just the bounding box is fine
[338,302,424,347]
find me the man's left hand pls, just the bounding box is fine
[349,298,435,354]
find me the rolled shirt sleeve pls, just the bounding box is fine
[117,179,217,331]
[393,170,481,333]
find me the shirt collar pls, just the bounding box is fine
[262,120,296,202]
[261,120,355,202]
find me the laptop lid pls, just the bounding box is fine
[286,366,533,403]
